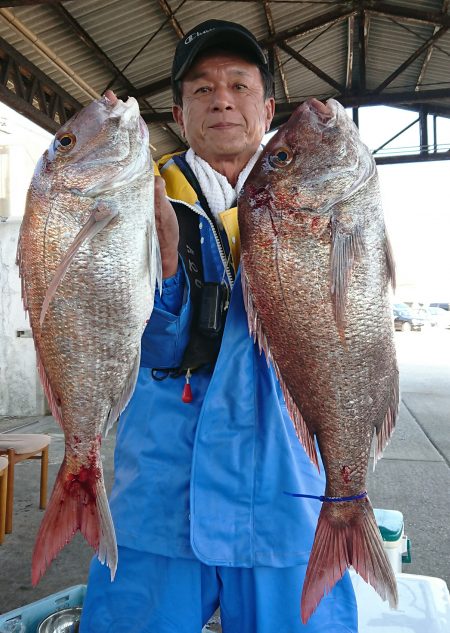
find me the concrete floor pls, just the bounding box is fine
[0,329,449,629]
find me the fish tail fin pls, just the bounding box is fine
[31,457,117,586]
[301,497,398,624]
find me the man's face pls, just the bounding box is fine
[172,52,275,167]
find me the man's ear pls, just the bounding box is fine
[172,105,185,137]
[265,97,275,133]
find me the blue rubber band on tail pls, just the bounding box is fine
[283,490,367,502]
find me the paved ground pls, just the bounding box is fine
[0,329,449,629]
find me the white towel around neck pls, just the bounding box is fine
[185,147,262,225]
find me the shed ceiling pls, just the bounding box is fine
[0,0,449,160]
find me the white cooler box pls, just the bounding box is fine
[351,507,449,632]
[374,508,411,573]
[351,571,450,633]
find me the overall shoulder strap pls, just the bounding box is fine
[170,154,203,306]
[168,154,225,373]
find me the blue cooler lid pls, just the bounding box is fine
[374,508,404,542]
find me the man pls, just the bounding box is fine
[80,20,357,633]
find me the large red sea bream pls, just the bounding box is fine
[239,98,399,623]
[17,92,160,585]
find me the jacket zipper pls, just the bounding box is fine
[167,196,235,290]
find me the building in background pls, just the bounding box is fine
[0,104,50,417]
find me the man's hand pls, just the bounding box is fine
[154,175,179,279]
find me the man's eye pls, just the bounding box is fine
[235,84,247,90]
[195,86,210,94]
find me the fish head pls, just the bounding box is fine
[34,94,151,197]
[240,98,375,238]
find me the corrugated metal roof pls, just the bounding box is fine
[284,21,349,101]
[385,0,444,11]
[366,16,435,91]
[0,0,448,158]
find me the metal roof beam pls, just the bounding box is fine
[0,7,99,100]
[372,116,420,154]
[50,3,185,149]
[157,0,184,40]
[278,41,345,93]
[130,6,356,100]
[352,10,368,92]
[260,5,358,46]
[342,87,450,108]
[365,1,450,27]
[0,1,63,6]
[415,0,450,91]
[125,76,171,100]
[375,153,450,165]
[126,1,450,114]
[373,25,448,94]
[50,3,135,93]
[0,35,82,132]
[261,0,290,102]
[419,105,428,154]
[142,88,450,123]
[346,15,355,91]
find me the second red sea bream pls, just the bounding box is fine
[239,98,399,623]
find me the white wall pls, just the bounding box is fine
[0,218,48,416]
[0,105,51,417]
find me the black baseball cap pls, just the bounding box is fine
[171,20,268,84]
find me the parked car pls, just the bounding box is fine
[393,303,425,332]
[428,306,450,329]
[429,302,450,312]
[415,306,434,328]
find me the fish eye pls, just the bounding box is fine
[269,146,293,168]
[55,133,76,151]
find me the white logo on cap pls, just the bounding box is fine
[185,27,215,45]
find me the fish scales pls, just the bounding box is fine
[239,98,398,623]
[17,94,159,585]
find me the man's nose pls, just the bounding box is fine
[210,87,234,111]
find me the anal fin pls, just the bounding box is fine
[103,349,141,436]
[36,347,63,429]
[374,368,399,465]
[273,361,319,471]
[148,219,162,296]
[241,267,319,470]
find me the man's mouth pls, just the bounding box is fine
[209,123,240,129]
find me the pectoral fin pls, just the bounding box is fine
[40,203,118,326]
[330,223,364,338]
[148,219,162,296]
[384,230,396,291]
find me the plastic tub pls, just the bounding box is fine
[0,585,86,633]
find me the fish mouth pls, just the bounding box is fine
[292,98,337,132]
[101,93,148,144]
[102,92,140,122]
[286,99,338,136]
[103,89,118,106]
